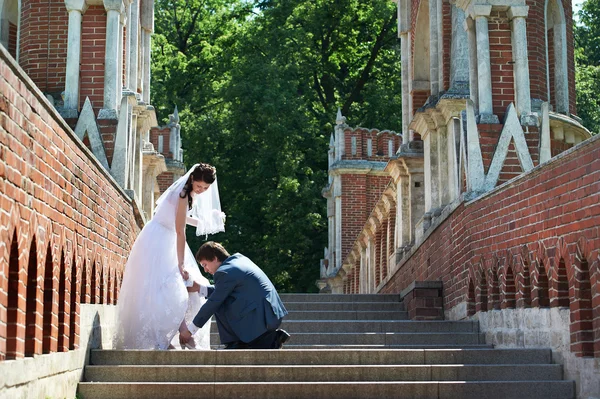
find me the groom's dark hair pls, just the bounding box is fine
[196,241,230,262]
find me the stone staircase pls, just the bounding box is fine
[78,294,575,399]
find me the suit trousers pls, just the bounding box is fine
[214,309,281,348]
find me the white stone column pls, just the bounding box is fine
[472,6,498,123]
[423,129,440,213]
[398,174,411,248]
[124,0,132,89]
[508,6,536,125]
[429,0,439,96]
[397,0,411,144]
[100,0,123,119]
[465,17,479,114]
[118,10,126,91]
[141,30,151,103]
[128,0,139,96]
[64,0,87,116]
[437,126,449,206]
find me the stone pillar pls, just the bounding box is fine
[141,30,151,103]
[451,6,469,87]
[429,0,439,96]
[100,0,123,119]
[128,0,139,95]
[400,33,411,143]
[63,0,88,117]
[124,0,132,88]
[465,17,479,114]
[424,129,440,213]
[472,6,498,123]
[133,117,142,197]
[437,126,449,206]
[118,9,126,91]
[508,6,536,125]
[397,174,411,248]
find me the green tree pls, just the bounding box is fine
[574,0,600,134]
[151,0,402,292]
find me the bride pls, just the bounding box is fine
[114,163,225,350]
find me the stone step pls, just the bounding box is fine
[280,344,494,350]
[89,348,553,366]
[272,320,479,333]
[84,364,563,383]
[279,294,402,303]
[210,332,485,346]
[77,380,575,399]
[283,302,405,311]
[284,310,409,320]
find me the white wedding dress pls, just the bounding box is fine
[114,165,225,350]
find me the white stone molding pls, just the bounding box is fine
[100,0,124,119]
[110,91,137,187]
[128,0,139,94]
[508,6,535,125]
[63,0,88,116]
[483,103,534,191]
[544,0,569,114]
[335,109,346,160]
[539,102,551,163]
[464,17,479,114]
[465,99,485,192]
[471,5,498,123]
[429,0,440,96]
[74,98,109,170]
[450,5,469,87]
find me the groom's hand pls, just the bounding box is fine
[180,327,193,343]
[187,281,201,293]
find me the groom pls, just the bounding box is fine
[179,241,290,349]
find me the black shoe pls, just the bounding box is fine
[224,341,249,349]
[274,329,290,349]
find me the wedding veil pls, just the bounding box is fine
[154,163,226,236]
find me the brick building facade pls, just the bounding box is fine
[319,0,599,397]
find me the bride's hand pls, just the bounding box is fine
[180,268,189,281]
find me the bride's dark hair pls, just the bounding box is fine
[180,163,217,210]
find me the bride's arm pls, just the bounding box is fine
[175,196,189,280]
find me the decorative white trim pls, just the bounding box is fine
[74,98,110,170]
[483,103,534,191]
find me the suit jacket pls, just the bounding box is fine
[192,253,288,343]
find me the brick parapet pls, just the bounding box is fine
[380,133,600,357]
[0,45,140,360]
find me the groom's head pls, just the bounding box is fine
[196,241,230,274]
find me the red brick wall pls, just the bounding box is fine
[340,174,390,266]
[489,11,514,121]
[381,134,600,357]
[18,0,68,93]
[412,90,430,115]
[8,22,17,58]
[150,126,172,158]
[442,0,451,91]
[80,5,106,113]
[526,0,577,115]
[0,49,139,360]
[527,0,548,103]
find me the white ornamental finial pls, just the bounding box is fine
[336,107,346,125]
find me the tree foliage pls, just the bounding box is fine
[574,0,600,134]
[151,0,402,292]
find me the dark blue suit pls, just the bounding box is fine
[192,253,288,344]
